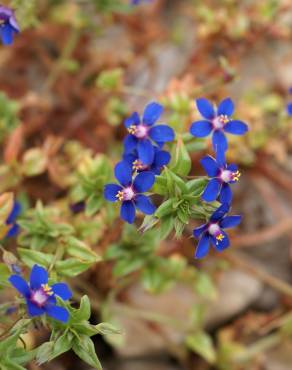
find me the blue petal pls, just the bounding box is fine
[153,150,171,168]
[193,223,208,238]
[149,125,175,143]
[227,163,238,172]
[212,130,228,152]
[124,112,140,128]
[215,148,226,168]
[220,183,233,204]
[123,135,138,153]
[9,275,30,298]
[114,161,133,186]
[104,184,123,202]
[195,233,210,259]
[142,102,163,126]
[0,23,14,45]
[196,98,215,119]
[224,120,248,135]
[137,139,154,165]
[210,230,230,251]
[30,265,48,290]
[217,98,234,116]
[6,223,20,238]
[6,201,21,224]
[220,215,242,229]
[51,283,72,301]
[200,156,220,177]
[190,120,212,137]
[133,171,155,193]
[120,201,136,224]
[123,152,137,166]
[45,304,70,323]
[202,178,221,202]
[210,203,229,222]
[135,194,156,215]
[287,102,292,116]
[27,301,45,317]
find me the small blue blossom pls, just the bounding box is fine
[104,161,156,224]
[287,87,292,116]
[0,6,20,45]
[5,201,21,238]
[190,97,248,153]
[9,265,72,322]
[193,203,241,259]
[200,151,240,204]
[131,0,152,5]
[123,146,171,175]
[124,102,175,165]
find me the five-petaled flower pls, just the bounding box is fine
[104,161,156,224]
[5,201,21,238]
[190,97,248,153]
[200,151,240,204]
[193,203,241,259]
[124,102,175,166]
[123,146,171,175]
[0,6,20,45]
[9,264,72,322]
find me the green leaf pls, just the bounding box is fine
[159,216,174,239]
[55,258,93,277]
[17,248,53,268]
[170,135,191,176]
[155,199,174,218]
[72,336,102,369]
[95,322,121,335]
[85,194,103,217]
[186,331,216,364]
[113,257,144,277]
[195,272,217,300]
[186,178,208,196]
[65,236,101,264]
[73,295,91,322]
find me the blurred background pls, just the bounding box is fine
[1,0,292,369]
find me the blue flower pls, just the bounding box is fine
[287,87,292,116]
[5,201,21,238]
[200,151,240,204]
[123,146,171,175]
[193,203,241,259]
[131,0,152,5]
[124,102,175,165]
[104,161,156,224]
[9,265,72,323]
[0,6,20,45]
[190,97,248,153]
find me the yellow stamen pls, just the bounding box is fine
[220,115,230,124]
[232,170,241,182]
[216,233,224,244]
[41,284,53,296]
[116,190,124,202]
[133,159,143,171]
[128,125,137,135]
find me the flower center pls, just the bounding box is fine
[30,284,53,307]
[208,223,224,245]
[212,115,229,130]
[133,159,149,171]
[116,186,136,201]
[220,169,241,183]
[128,124,149,139]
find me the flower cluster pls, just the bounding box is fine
[104,102,174,223]
[190,97,248,258]
[0,6,20,46]
[9,264,72,322]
